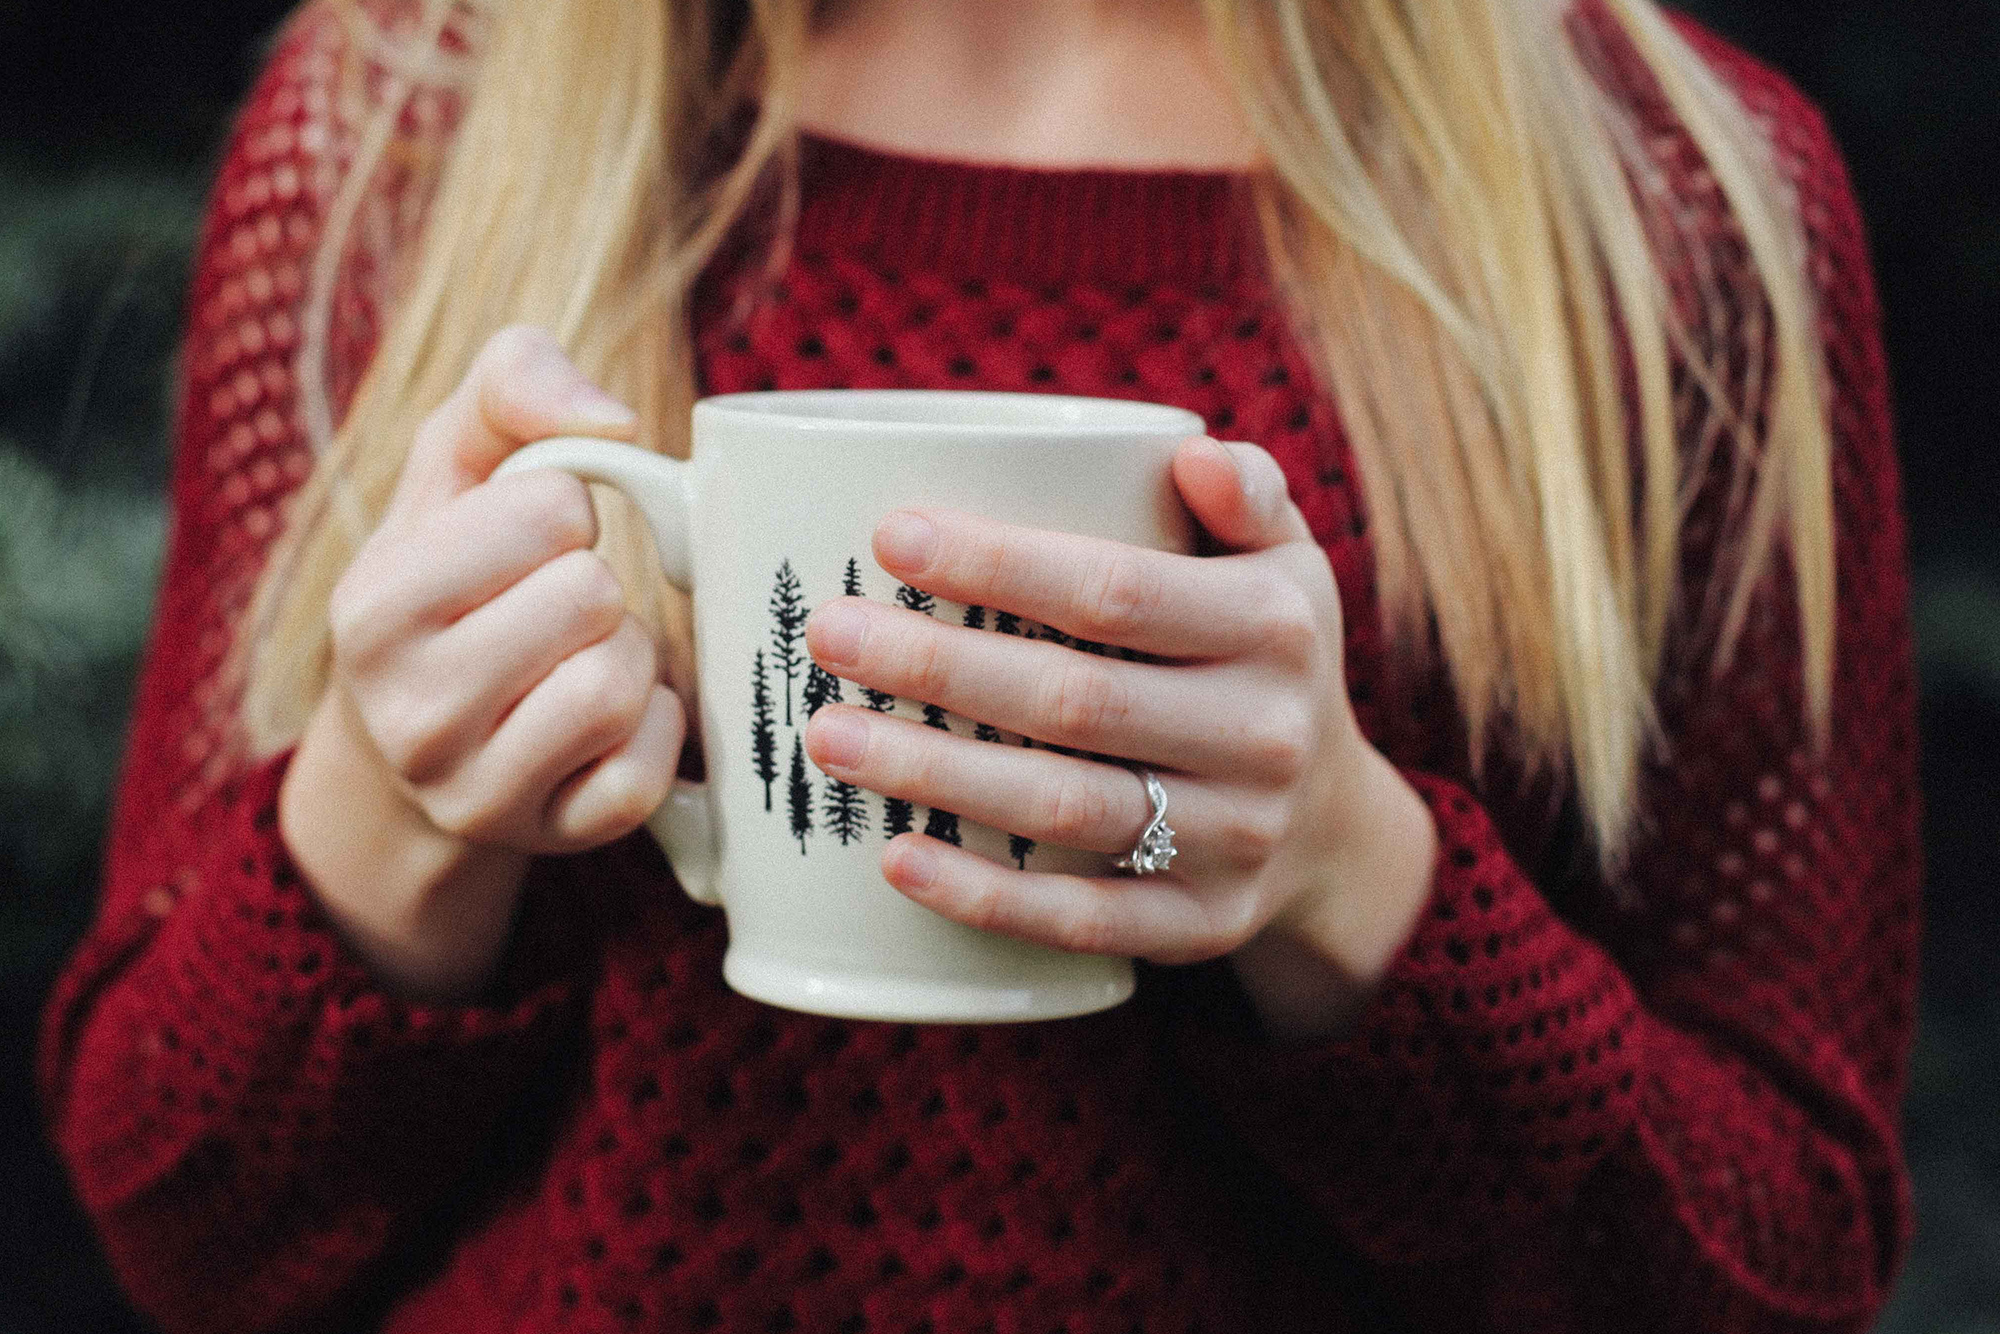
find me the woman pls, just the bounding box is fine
[41,0,1919,1330]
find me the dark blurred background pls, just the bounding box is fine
[2,2,1994,1330]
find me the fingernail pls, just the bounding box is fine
[875,511,936,571]
[810,709,867,769]
[563,380,638,432]
[808,601,868,665]
[1194,435,1236,471]
[889,839,939,891]
[1220,441,1272,513]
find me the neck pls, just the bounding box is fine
[800,0,1259,171]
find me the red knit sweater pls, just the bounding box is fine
[41,6,1920,1332]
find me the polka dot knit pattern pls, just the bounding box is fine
[40,6,1919,1333]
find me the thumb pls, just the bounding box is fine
[388,324,639,521]
[1171,436,1311,552]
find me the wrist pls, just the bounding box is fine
[279,686,531,1001]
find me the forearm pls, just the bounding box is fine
[45,752,589,1334]
[280,686,530,1002]
[1228,744,1437,1040]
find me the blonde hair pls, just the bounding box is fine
[241,0,1834,869]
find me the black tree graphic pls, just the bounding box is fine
[923,804,962,847]
[823,776,869,846]
[895,582,936,615]
[883,796,916,839]
[769,560,807,725]
[962,604,987,630]
[921,705,959,845]
[842,556,865,599]
[750,648,779,811]
[787,734,813,853]
[803,661,843,717]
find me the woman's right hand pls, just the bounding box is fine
[279,325,688,999]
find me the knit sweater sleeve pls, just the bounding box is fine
[37,11,600,1332]
[1176,34,1918,1334]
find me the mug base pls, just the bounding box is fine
[722,948,1135,1024]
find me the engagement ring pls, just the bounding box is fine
[1114,768,1178,875]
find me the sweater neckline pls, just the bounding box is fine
[793,125,1260,287]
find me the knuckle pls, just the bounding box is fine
[1243,707,1311,784]
[972,526,1021,596]
[407,408,457,473]
[424,784,502,842]
[1257,586,1320,663]
[569,632,655,732]
[549,549,627,627]
[372,691,456,779]
[956,877,1012,937]
[513,468,598,553]
[478,323,558,383]
[1062,897,1122,957]
[902,623,951,699]
[605,624,661,710]
[1078,551,1158,639]
[593,774,663,839]
[1217,806,1284,870]
[1205,894,1264,956]
[325,571,374,662]
[1046,658,1126,746]
[1043,768,1115,847]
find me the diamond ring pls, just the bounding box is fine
[1113,768,1177,876]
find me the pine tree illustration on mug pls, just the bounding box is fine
[769,560,807,725]
[750,648,779,810]
[787,733,814,853]
[823,775,868,845]
[803,661,842,717]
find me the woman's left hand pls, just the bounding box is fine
[802,436,1436,1009]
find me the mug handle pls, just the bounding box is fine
[492,437,721,906]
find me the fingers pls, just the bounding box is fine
[424,617,664,845]
[869,507,1304,662]
[805,600,1313,784]
[359,548,630,782]
[804,706,1152,855]
[1169,436,1314,552]
[881,835,1258,966]
[805,705,1281,878]
[545,683,686,847]
[333,468,603,654]
[389,324,639,519]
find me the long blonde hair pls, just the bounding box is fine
[240,0,1834,868]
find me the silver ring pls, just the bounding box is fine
[1113,768,1178,875]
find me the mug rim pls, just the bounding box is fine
[693,389,1205,439]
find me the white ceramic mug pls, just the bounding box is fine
[496,390,1200,1023]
